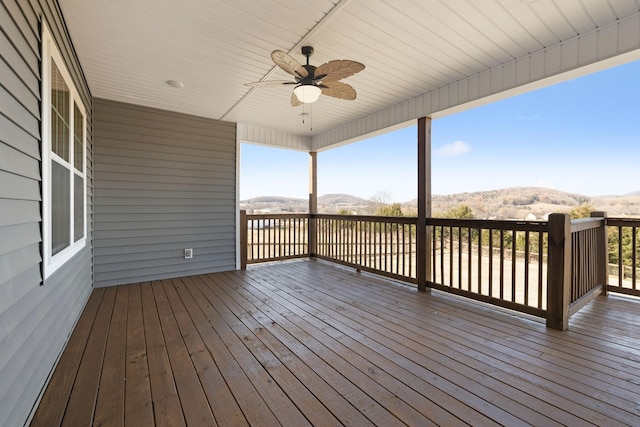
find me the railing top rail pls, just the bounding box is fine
[314,214,418,225]
[246,213,552,231]
[607,217,640,226]
[246,213,309,220]
[428,217,548,232]
[570,217,604,233]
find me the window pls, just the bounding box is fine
[42,24,87,278]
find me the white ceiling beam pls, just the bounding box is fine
[237,123,311,151]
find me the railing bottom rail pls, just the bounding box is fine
[315,255,418,285]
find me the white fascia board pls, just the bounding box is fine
[237,123,312,152]
[312,12,640,151]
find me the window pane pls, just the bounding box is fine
[74,103,84,171]
[74,173,84,242]
[51,61,70,161]
[52,161,70,255]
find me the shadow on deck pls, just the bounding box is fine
[31,259,640,426]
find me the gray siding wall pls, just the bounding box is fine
[93,98,237,287]
[0,1,93,426]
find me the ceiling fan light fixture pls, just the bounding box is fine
[294,85,322,103]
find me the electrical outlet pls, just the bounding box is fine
[184,248,193,259]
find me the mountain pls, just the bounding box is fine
[412,187,592,219]
[317,193,368,206]
[241,187,640,219]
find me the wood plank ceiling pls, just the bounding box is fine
[59,0,640,148]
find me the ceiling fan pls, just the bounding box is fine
[245,46,365,106]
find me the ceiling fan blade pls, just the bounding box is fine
[291,92,302,106]
[320,81,357,100]
[244,80,296,87]
[315,60,365,82]
[271,50,308,78]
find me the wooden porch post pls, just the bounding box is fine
[591,211,609,296]
[309,151,317,257]
[547,213,571,330]
[240,210,247,269]
[417,117,432,292]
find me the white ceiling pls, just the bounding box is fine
[60,0,640,149]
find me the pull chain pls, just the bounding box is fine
[302,102,306,124]
[301,102,312,131]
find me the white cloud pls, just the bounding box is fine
[435,140,471,157]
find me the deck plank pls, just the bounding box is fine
[175,275,282,426]
[250,266,543,426]
[216,271,461,426]
[153,280,216,426]
[197,274,343,427]
[261,270,553,425]
[187,274,312,427]
[124,284,154,426]
[61,287,117,427]
[30,288,105,427]
[200,273,379,427]
[272,263,627,426]
[94,286,128,427]
[164,278,248,427]
[140,282,185,427]
[32,259,640,427]
[207,272,423,427]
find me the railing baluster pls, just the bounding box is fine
[395,222,399,275]
[524,230,530,306]
[447,226,455,286]
[633,226,637,289]
[511,230,517,302]
[438,225,442,284]
[457,227,462,289]
[257,219,262,259]
[538,230,544,309]
[618,225,623,288]
[478,227,482,295]
[467,227,472,292]
[499,229,505,300]
[488,228,494,297]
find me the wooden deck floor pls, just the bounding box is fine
[31,259,640,426]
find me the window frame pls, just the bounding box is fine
[42,23,87,278]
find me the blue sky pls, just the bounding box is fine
[241,59,640,202]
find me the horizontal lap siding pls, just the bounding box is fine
[0,1,93,427]
[93,99,237,287]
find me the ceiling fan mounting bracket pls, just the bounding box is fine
[301,46,314,58]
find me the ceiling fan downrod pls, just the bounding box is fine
[301,46,314,65]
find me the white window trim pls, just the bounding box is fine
[42,23,87,278]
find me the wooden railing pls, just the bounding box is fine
[242,212,551,318]
[240,212,308,266]
[315,214,418,283]
[568,215,607,314]
[606,217,640,297]
[428,218,548,318]
[240,211,636,329]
